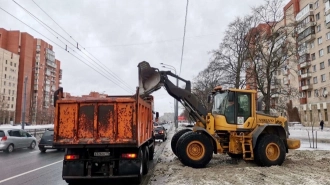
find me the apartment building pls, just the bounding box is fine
[0,48,19,124]
[0,28,62,124]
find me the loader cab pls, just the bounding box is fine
[211,87,252,125]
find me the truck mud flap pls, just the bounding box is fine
[63,161,84,176]
[118,160,141,176]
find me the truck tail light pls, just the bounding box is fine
[65,155,79,160]
[1,136,7,141]
[121,153,137,159]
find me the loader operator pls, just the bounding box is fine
[225,100,235,123]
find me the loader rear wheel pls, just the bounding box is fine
[176,132,213,168]
[254,134,286,167]
[171,129,191,156]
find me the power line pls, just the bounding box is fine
[179,0,189,76]
[30,0,134,91]
[83,33,220,48]
[0,6,133,94]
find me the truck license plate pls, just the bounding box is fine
[94,152,110,156]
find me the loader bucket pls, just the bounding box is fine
[138,61,163,96]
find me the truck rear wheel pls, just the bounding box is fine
[254,134,286,167]
[135,149,144,183]
[176,132,213,168]
[171,129,191,156]
[143,146,149,175]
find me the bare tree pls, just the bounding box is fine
[245,0,298,114]
[192,66,225,112]
[211,15,255,89]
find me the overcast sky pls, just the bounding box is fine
[0,0,270,116]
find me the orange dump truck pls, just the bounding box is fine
[53,88,157,184]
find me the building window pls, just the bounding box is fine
[5,60,7,64]
[8,82,11,87]
[320,61,325,69]
[325,109,328,121]
[313,76,318,84]
[3,89,5,93]
[3,81,6,86]
[314,89,319,97]
[4,74,6,79]
[11,97,14,101]
[308,91,311,97]
[5,67,7,71]
[313,65,317,72]
[319,49,324,57]
[316,13,320,20]
[12,90,14,95]
[315,1,319,9]
[8,89,10,94]
[318,37,322,44]
[311,53,316,60]
[328,46,330,53]
[317,24,321,32]
[7,97,9,101]
[311,42,315,48]
[327,32,330,40]
[10,62,12,66]
[321,74,326,82]
[11,104,13,108]
[14,63,16,67]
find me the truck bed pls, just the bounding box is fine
[53,95,153,148]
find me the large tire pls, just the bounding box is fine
[142,146,149,175]
[254,134,286,167]
[135,149,144,183]
[171,129,191,156]
[39,148,46,153]
[176,132,213,168]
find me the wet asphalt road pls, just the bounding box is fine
[0,139,168,185]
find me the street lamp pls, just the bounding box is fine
[160,63,179,129]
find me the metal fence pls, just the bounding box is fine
[25,128,50,141]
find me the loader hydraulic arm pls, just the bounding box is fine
[138,61,207,125]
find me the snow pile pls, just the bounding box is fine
[0,124,54,129]
[149,126,330,185]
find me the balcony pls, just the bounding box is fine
[300,97,307,104]
[299,61,311,69]
[300,72,312,79]
[295,4,313,22]
[302,84,313,90]
[297,21,316,34]
[326,1,330,15]
[299,34,316,43]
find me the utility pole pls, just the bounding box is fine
[21,76,27,130]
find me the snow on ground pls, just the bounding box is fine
[0,124,54,129]
[149,123,330,185]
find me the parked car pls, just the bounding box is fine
[38,128,62,153]
[0,128,37,153]
[154,126,167,141]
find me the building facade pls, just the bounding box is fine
[0,28,62,125]
[0,48,19,124]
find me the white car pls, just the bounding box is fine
[0,128,37,153]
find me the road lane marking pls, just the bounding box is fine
[0,160,62,184]
[29,151,39,153]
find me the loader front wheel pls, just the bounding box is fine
[254,134,286,167]
[176,132,213,168]
[171,129,191,156]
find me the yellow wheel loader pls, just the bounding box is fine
[138,61,300,168]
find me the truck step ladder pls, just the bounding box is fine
[241,134,254,160]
